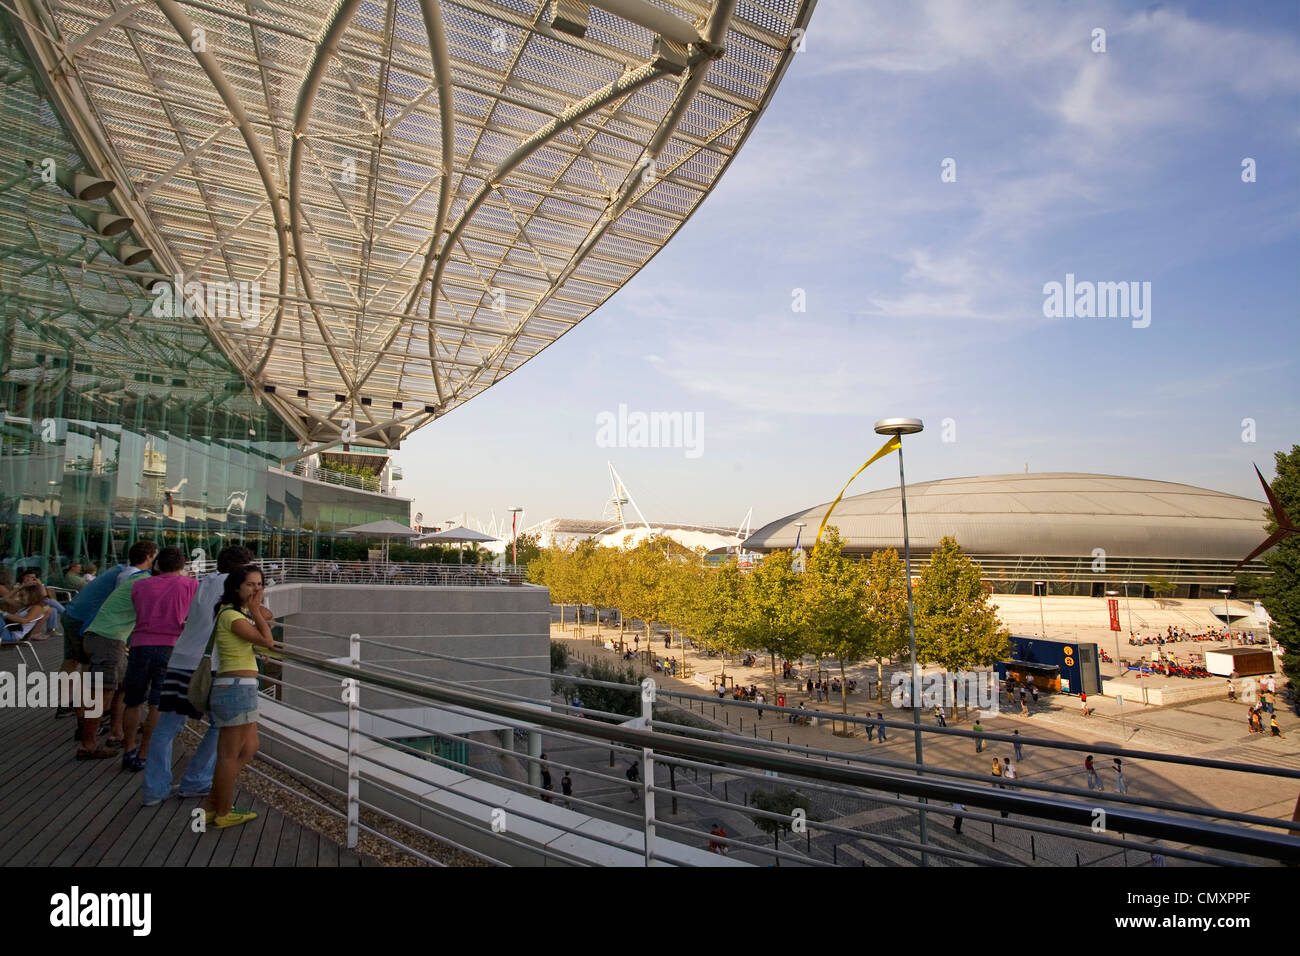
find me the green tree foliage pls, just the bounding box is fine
[1144,574,1175,608]
[1243,446,1300,700]
[552,658,639,719]
[800,528,873,715]
[914,536,1011,670]
[749,789,815,865]
[743,549,806,699]
[508,531,541,569]
[861,547,910,697]
[620,538,671,646]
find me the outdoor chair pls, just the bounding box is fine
[2,621,37,667]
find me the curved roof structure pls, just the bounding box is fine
[14,0,816,451]
[744,473,1269,561]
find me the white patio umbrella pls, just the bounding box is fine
[339,519,420,563]
[416,526,499,564]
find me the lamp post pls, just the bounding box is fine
[792,521,806,573]
[1219,588,1233,646]
[874,417,926,864]
[508,507,523,567]
[1122,580,1134,640]
[1106,590,1121,680]
[1034,581,1047,640]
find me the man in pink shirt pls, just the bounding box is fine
[120,547,199,772]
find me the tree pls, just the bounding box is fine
[914,536,1011,673]
[750,788,815,866]
[800,528,873,721]
[861,548,910,704]
[1145,574,1174,609]
[620,538,671,649]
[509,531,541,569]
[743,549,806,700]
[1242,446,1300,704]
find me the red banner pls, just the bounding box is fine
[1108,598,1121,631]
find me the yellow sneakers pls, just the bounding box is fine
[213,809,258,828]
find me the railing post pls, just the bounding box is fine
[346,631,360,850]
[641,678,656,867]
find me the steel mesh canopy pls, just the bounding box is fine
[11,0,815,453]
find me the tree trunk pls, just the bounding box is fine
[840,660,848,735]
[876,658,883,702]
[770,652,779,702]
[559,604,565,631]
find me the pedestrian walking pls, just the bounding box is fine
[1029,683,1039,705]
[626,760,640,800]
[1020,694,1029,717]
[973,719,984,753]
[1085,754,1102,791]
[1006,680,1016,705]
[1012,729,1024,762]
[935,705,947,728]
[1080,691,1093,717]
[540,754,553,803]
[1113,758,1128,794]
[709,823,729,855]
[991,757,1003,786]
[1271,715,1285,738]
[876,712,887,742]
[560,771,573,808]
[1000,758,1015,817]
[1226,678,1236,701]
[865,718,875,742]
[952,802,964,834]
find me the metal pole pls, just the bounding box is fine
[641,678,656,866]
[897,438,928,864]
[1123,580,1134,640]
[346,631,360,849]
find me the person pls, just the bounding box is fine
[709,823,729,855]
[62,562,89,592]
[3,583,52,640]
[865,715,875,741]
[142,546,253,807]
[202,565,275,828]
[78,541,158,758]
[951,802,964,834]
[973,718,984,753]
[1271,715,1284,738]
[934,705,947,728]
[1085,754,1102,791]
[1012,729,1024,762]
[83,564,98,582]
[1000,758,1015,817]
[1226,678,1236,702]
[560,771,573,808]
[539,754,554,803]
[1113,758,1128,794]
[1029,682,1039,705]
[876,712,886,742]
[626,760,640,800]
[1080,691,1092,717]
[756,692,765,719]
[806,678,813,694]
[1020,690,1029,717]
[57,558,135,719]
[1006,680,1016,705]
[16,569,62,638]
[120,547,198,773]
[991,756,1003,786]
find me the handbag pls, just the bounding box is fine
[186,615,222,713]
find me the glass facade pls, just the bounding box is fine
[0,21,407,577]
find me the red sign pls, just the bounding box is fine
[1107,599,1121,631]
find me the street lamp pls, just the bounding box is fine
[508,506,523,567]
[793,521,806,551]
[1122,580,1135,639]
[1034,581,1047,640]
[874,417,927,864]
[1106,590,1122,679]
[1218,588,1233,646]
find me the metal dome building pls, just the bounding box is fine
[743,473,1271,598]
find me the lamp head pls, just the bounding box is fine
[874,417,923,436]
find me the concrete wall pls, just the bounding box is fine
[268,583,550,734]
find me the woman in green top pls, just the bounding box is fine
[203,565,275,828]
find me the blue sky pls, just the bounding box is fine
[397,0,1300,532]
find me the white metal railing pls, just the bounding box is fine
[291,460,391,495]
[259,558,527,587]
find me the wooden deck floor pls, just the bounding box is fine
[0,641,367,867]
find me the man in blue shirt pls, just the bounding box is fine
[55,561,130,718]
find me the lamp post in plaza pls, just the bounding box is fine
[1122,579,1135,639]
[1219,588,1233,646]
[1034,581,1047,640]
[1106,590,1122,679]
[508,506,523,567]
[874,417,927,863]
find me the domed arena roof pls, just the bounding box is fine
[744,474,1269,561]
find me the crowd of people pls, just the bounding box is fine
[12,542,275,829]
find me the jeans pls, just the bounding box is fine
[142,710,219,801]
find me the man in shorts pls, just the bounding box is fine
[77,541,157,759]
[120,547,198,773]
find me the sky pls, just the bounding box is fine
[396,0,1300,534]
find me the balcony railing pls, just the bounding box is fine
[216,621,1300,867]
[261,558,527,587]
[291,461,390,495]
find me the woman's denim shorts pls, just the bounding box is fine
[210,679,260,727]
